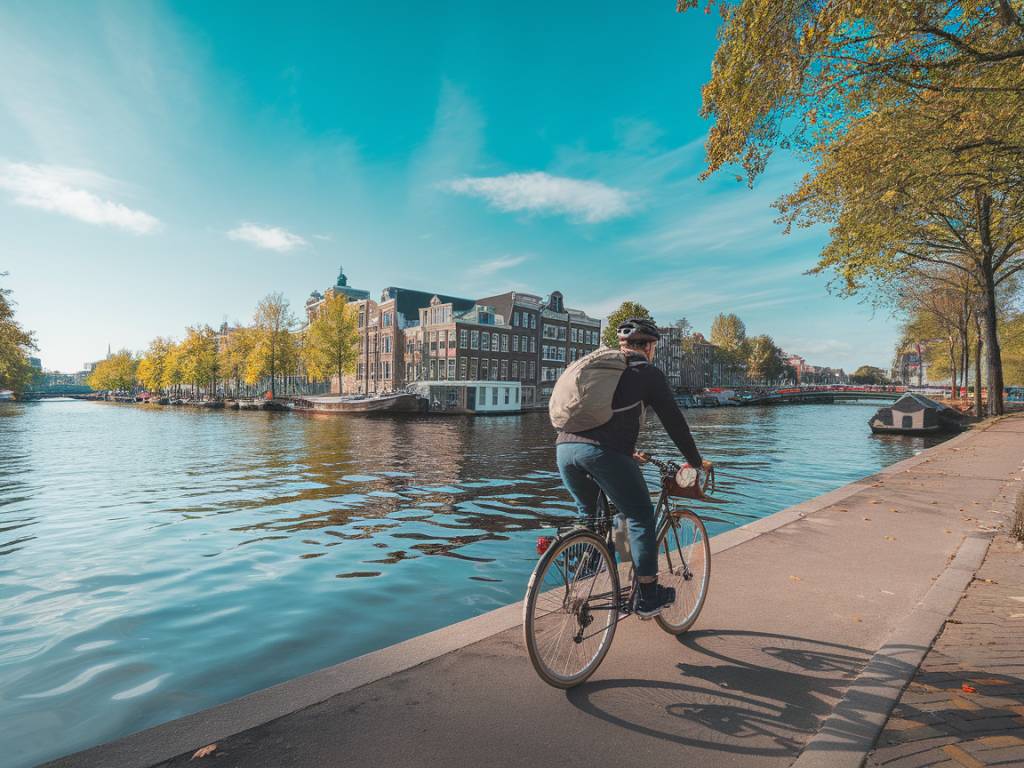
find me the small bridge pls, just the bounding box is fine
[21,385,96,400]
[738,388,903,406]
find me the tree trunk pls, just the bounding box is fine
[976,190,1004,416]
[974,315,984,417]
[948,338,957,402]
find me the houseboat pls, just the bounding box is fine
[869,393,963,435]
[292,392,426,414]
[409,380,522,415]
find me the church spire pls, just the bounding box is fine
[336,265,348,287]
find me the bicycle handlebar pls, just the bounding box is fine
[636,452,716,496]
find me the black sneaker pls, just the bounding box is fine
[635,584,675,618]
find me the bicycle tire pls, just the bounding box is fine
[522,529,620,688]
[654,509,710,635]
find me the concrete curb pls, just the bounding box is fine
[788,531,994,768]
[44,425,990,768]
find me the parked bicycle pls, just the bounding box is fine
[523,455,713,688]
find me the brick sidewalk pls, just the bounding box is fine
[867,534,1024,768]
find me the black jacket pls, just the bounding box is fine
[556,353,703,466]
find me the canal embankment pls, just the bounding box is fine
[45,414,1024,768]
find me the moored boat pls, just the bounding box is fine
[869,393,963,435]
[0,389,14,402]
[292,393,426,414]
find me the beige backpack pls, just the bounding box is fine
[549,348,643,432]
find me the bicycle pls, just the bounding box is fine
[522,455,713,688]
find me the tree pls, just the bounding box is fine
[87,350,138,392]
[684,1,1024,415]
[850,365,889,386]
[178,325,219,397]
[602,301,653,347]
[137,337,175,393]
[679,1,1024,183]
[0,274,37,396]
[710,313,749,382]
[777,104,1024,414]
[302,293,359,393]
[218,326,255,398]
[746,334,784,383]
[161,341,184,397]
[248,293,297,398]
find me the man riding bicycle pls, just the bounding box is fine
[554,317,707,618]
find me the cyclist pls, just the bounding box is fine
[555,317,706,618]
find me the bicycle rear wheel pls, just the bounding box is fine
[522,529,620,688]
[655,509,710,635]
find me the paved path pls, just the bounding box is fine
[866,533,1024,768]
[53,417,1024,768]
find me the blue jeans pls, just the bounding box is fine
[556,442,657,578]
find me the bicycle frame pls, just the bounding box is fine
[548,462,699,632]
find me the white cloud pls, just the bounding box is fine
[0,161,160,234]
[471,254,529,276]
[227,222,308,252]
[443,172,633,223]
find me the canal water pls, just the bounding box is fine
[0,400,945,767]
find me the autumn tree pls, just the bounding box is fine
[87,350,138,393]
[0,274,37,396]
[746,334,784,383]
[160,341,184,397]
[137,337,175,393]
[603,301,653,347]
[850,365,889,385]
[302,294,359,394]
[178,325,220,398]
[683,1,1024,414]
[248,293,298,398]
[218,326,255,397]
[710,312,749,381]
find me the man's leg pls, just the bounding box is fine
[556,443,601,520]
[581,449,658,580]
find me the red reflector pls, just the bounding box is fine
[536,536,553,554]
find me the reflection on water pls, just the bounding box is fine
[0,400,944,767]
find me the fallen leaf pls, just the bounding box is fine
[863,517,872,521]
[789,575,802,582]
[870,500,882,505]
[884,535,897,541]
[944,529,952,534]
[889,508,902,513]
[192,745,218,760]
[961,683,977,694]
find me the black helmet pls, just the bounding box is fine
[616,317,660,343]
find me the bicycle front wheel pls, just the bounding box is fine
[522,529,620,688]
[655,509,710,635]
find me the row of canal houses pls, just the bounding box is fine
[304,267,602,411]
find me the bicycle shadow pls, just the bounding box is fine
[565,629,911,759]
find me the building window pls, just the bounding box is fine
[384,336,392,353]
[530,314,537,329]
[459,358,467,379]
[470,330,479,350]
[501,360,508,380]
[513,335,519,353]
[491,332,499,350]
[470,358,478,379]
[481,359,490,379]
[501,334,509,352]
[504,388,510,405]
[529,361,536,379]
[459,329,468,349]
[382,312,392,327]
[511,360,518,379]
[491,387,498,405]
[448,359,456,379]
[481,333,490,352]
[530,337,536,353]
[512,312,519,327]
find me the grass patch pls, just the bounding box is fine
[1014,492,1024,543]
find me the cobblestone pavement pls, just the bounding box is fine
[867,534,1024,768]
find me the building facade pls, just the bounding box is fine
[303,273,602,404]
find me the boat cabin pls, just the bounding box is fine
[410,380,522,414]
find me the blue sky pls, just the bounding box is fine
[1,0,896,373]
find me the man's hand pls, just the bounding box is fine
[702,459,714,471]
[633,451,649,464]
